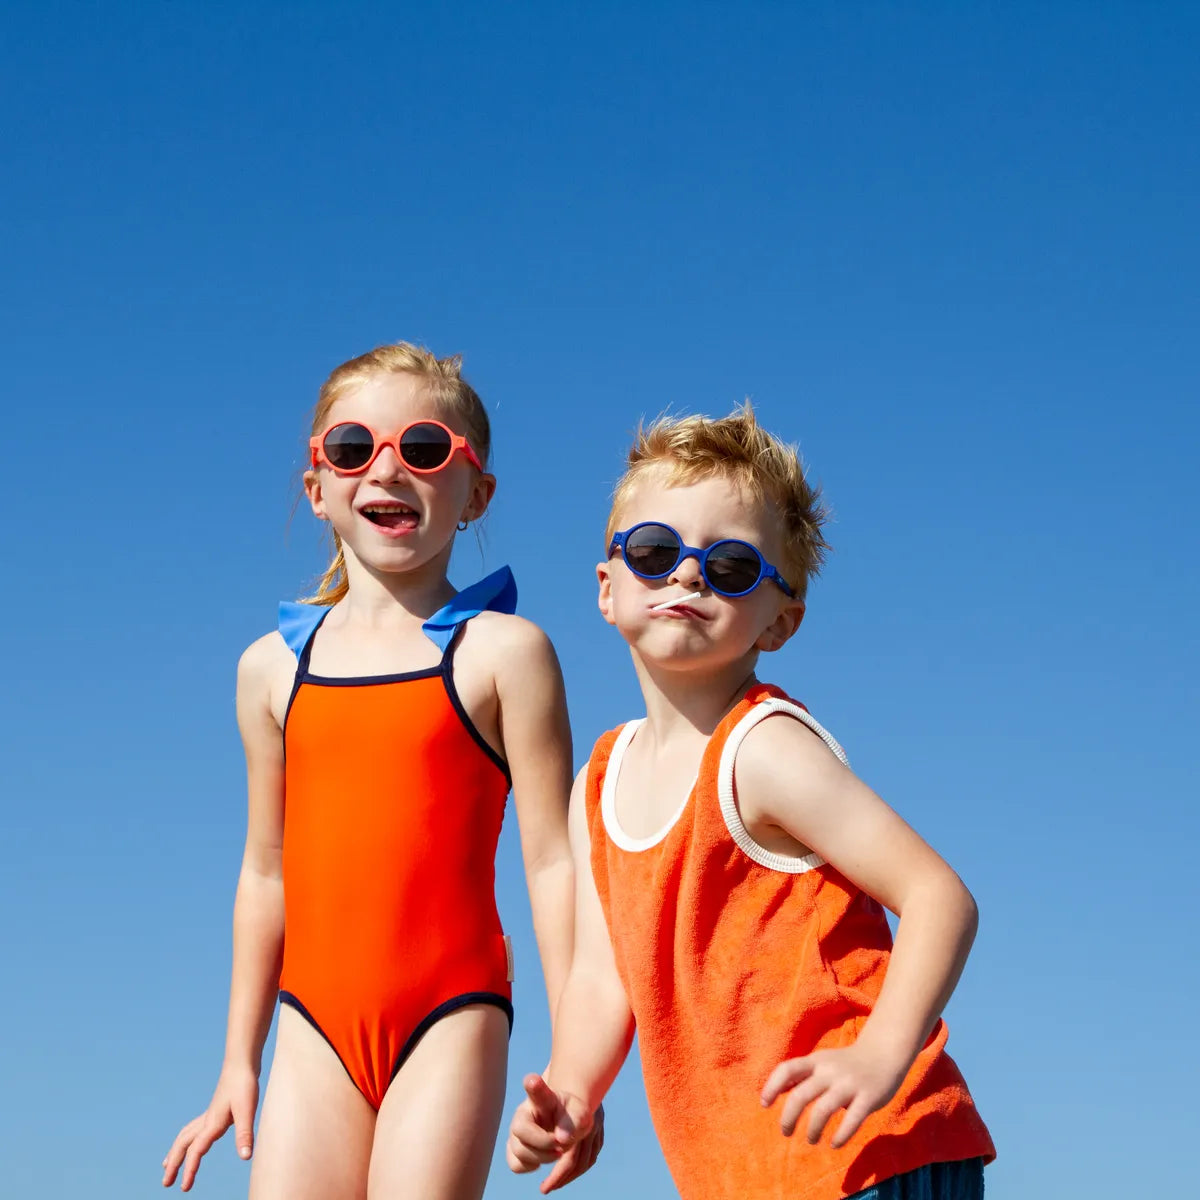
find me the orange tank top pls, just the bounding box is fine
[585,684,995,1200]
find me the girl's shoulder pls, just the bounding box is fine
[238,627,296,676]
[236,627,301,705]
[460,609,559,668]
[231,628,302,733]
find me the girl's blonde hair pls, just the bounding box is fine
[606,402,830,599]
[303,342,491,605]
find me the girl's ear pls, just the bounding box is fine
[596,561,618,626]
[755,599,805,653]
[462,472,497,523]
[304,469,328,521]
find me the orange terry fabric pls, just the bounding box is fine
[279,654,511,1110]
[586,684,995,1200]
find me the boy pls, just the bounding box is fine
[507,406,995,1199]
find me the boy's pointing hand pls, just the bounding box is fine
[507,1074,603,1193]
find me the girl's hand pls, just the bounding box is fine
[161,1063,259,1190]
[507,1074,603,1193]
[760,1041,908,1149]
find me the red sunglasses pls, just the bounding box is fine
[309,420,483,476]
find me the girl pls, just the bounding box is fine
[163,343,594,1198]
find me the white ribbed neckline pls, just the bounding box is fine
[600,720,697,853]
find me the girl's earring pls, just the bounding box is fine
[457,519,470,531]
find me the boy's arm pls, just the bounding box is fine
[508,765,636,1193]
[495,619,576,1021]
[163,633,289,1189]
[738,715,978,1148]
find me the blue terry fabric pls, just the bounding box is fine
[848,1158,985,1200]
[420,565,518,652]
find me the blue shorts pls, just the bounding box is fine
[848,1158,985,1200]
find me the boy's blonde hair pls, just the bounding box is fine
[303,342,490,606]
[606,402,829,600]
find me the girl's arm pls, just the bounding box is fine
[494,620,576,1020]
[163,634,289,1191]
[738,715,978,1149]
[507,767,636,1194]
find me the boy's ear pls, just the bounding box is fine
[463,472,497,523]
[303,469,328,521]
[596,561,618,626]
[755,599,805,653]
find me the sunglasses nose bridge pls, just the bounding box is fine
[364,437,410,480]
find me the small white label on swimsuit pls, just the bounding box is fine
[503,934,514,982]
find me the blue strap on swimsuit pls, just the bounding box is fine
[277,565,518,660]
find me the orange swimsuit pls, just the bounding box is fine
[586,684,995,1200]
[274,568,516,1110]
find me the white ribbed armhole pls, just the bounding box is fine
[717,698,850,873]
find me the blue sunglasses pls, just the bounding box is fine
[608,522,796,598]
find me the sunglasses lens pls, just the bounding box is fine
[623,525,680,577]
[705,542,763,595]
[399,422,454,471]
[323,423,376,471]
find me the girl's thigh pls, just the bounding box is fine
[368,1003,510,1200]
[250,1005,376,1200]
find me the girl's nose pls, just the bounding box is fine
[367,443,409,483]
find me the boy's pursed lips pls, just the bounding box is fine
[648,602,708,620]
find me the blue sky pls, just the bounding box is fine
[2,3,1197,1197]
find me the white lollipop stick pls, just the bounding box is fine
[651,590,703,612]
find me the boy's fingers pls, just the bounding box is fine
[542,1143,582,1193]
[511,1110,562,1157]
[523,1074,560,1127]
[507,1134,551,1173]
[779,1078,825,1136]
[761,1057,812,1106]
[805,1088,850,1145]
[553,1094,592,1147]
[565,1125,603,1183]
[830,1095,873,1149]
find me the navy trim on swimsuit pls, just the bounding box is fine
[277,990,358,1090]
[441,625,513,788]
[282,608,333,736]
[388,991,515,1084]
[283,611,512,787]
[301,666,444,686]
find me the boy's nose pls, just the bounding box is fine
[669,553,704,589]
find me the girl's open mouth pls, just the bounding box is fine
[359,502,420,532]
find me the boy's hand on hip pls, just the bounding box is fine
[761,1042,907,1149]
[506,1074,601,1192]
